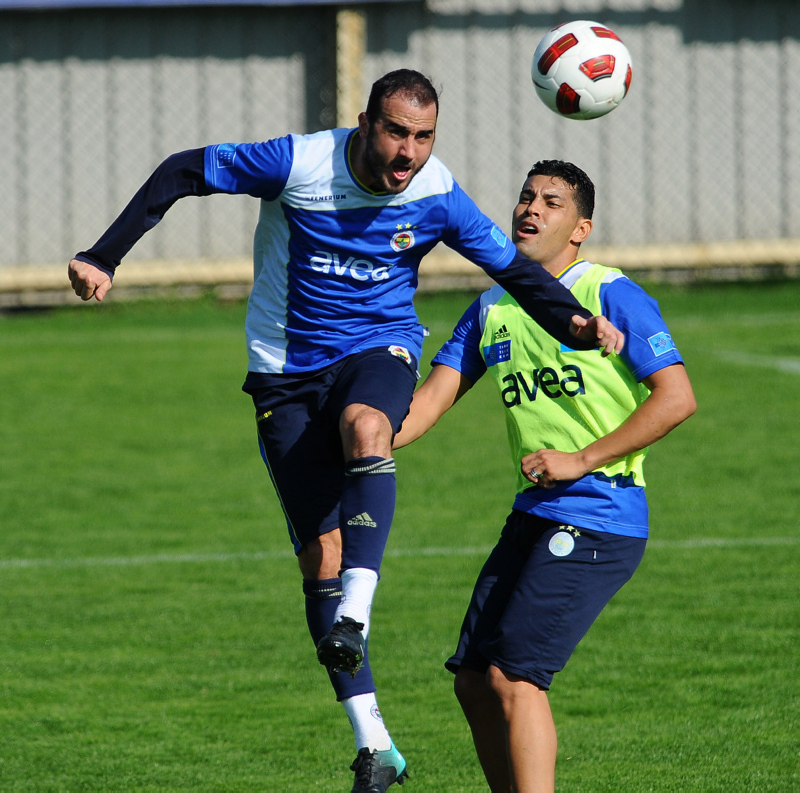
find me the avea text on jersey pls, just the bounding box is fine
[310,251,392,282]
[500,365,586,407]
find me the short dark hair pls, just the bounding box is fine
[365,69,439,124]
[527,160,595,220]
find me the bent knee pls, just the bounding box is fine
[486,666,549,715]
[345,407,387,435]
[340,404,393,458]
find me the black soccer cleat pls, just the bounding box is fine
[316,617,365,677]
[350,743,409,792]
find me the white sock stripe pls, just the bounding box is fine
[304,581,343,599]
[345,459,396,476]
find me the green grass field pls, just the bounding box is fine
[0,281,798,790]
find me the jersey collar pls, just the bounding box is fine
[556,259,586,279]
[557,259,593,290]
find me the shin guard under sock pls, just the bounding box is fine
[339,456,396,572]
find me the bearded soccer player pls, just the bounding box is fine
[395,160,696,792]
[67,72,622,791]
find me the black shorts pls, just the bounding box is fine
[243,347,418,553]
[446,511,646,690]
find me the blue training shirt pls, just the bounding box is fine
[432,270,684,537]
[75,134,596,373]
[205,129,518,374]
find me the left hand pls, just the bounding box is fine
[68,259,113,302]
[570,314,624,357]
[521,449,591,489]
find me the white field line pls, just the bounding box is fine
[713,350,800,374]
[664,312,800,373]
[669,312,800,329]
[0,536,797,570]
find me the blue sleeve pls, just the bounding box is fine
[440,181,517,275]
[600,277,684,381]
[430,296,487,383]
[204,136,293,199]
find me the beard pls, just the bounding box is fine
[363,131,416,195]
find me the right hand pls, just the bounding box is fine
[68,259,113,302]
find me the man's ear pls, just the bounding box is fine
[572,218,593,246]
[357,112,369,138]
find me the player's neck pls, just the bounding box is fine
[541,249,582,278]
[348,133,371,190]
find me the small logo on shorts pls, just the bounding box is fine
[388,345,411,365]
[549,531,575,557]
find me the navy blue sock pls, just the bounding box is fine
[303,577,342,646]
[303,577,375,701]
[339,456,396,572]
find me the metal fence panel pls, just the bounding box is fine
[0,7,335,268]
[0,0,799,274]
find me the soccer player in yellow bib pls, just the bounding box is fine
[394,160,696,793]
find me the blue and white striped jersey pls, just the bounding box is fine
[76,132,594,373]
[205,128,517,374]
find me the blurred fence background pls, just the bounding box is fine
[1,0,799,305]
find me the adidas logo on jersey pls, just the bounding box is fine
[493,324,511,341]
[347,512,378,528]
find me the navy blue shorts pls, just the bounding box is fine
[243,347,418,553]
[445,510,646,690]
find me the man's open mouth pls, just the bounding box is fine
[391,164,412,181]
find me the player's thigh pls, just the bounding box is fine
[330,346,418,436]
[485,517,646,689]
[445,511,534,676]
[249,375,344,549]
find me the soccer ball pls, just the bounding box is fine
[531,20,633,120]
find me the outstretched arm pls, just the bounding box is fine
[521,363,696,487]
[67,147,209,302]
[494,251,624,355]
[393,365,474,449]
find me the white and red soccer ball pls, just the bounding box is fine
[532,20,633,120]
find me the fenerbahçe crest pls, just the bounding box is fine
[390,229,415,252]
